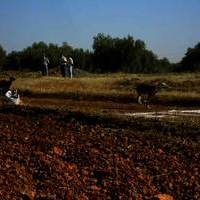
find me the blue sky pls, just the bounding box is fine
[0,0,199,62]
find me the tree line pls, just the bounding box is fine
[0,33,199,73]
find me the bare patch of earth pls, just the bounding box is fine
[23,97,200,119]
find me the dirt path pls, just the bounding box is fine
[125,109,200,119]
[23,97,200,119]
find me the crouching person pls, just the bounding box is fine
[4,89,22,105]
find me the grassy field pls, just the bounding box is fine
[0,71,200,199]
[3,71,198,103]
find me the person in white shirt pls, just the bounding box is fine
[5,89,21,105]
[68,57,74,79]
[60,55,68,77]
[42,55,50,76]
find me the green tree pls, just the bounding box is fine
[0,45,6,70]
[47,43,60,67]
[72,48,93,71]
[180,42,200,72]
[60,42,73,57]
[2,34,173,73]
[5,51,21,70]
[92,33,168,73]
[20,41,48,71]
[93,33,115,72]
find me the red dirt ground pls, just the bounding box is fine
[0,105,199,199]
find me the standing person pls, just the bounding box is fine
[42,55,50,76]
[68,57,74,79]
[60,55,68,77]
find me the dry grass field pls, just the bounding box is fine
[7,71,199,111]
